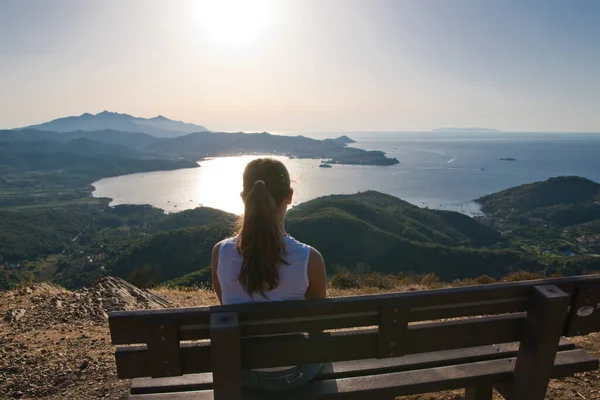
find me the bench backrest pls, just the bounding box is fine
[110,274,600,383]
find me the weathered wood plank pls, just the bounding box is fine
[565,282,600,336]
[127,349,598,400]
[510,285,571,400]
[377,302,408,359]
[110,275,600,344]
[116,345,149,379]
[116,313,527,378]
[129,339,576,394]
[131,374,213,395]
[210,312,242,400]
[146,318,181,378]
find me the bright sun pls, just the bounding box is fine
[189,0,277,49]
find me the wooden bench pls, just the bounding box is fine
[109,275,600,399]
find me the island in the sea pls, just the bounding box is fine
[500,158,517,161]
[319,163,333,168]
[432,127,500,133]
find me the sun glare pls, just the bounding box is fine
[189,0,277,49]
[195,155,287,214]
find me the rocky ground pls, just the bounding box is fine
[1,278,598,399]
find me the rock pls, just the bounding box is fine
[3,308,26,323]
[79,360,89,370]
[18,287,33,295]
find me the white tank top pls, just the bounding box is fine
[217,235,311,305]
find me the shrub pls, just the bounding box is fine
[419,273,441,287]
[330,271,360,289]
[475,275,496,285]
[360,273,395,289]
[502,271,545,282]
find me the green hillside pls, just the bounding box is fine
[287,191,503,247]
[105,192,536,287]
[111,224,234,287]
[4,186,598,291]
[0,139,198,209]
[478,176,600,216]
[476,176,600,257]
[0,205,235,290]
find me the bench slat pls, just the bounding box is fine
[110,275,600,344]
[127,349,598,399]
[130,338,576,394]
[117,313,527,378]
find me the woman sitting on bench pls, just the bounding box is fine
[211,157,327,392]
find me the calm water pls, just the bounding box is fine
[92,132,600,215]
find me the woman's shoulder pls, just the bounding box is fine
[285,236,322,259]
[284,235,310,249]
[212,236,238,257]
[219,236,238,246]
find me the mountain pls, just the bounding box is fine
[432,127,500,133]
[150,131,399,165]
[328,135,356,145]
[19,111,208,138]
[132,115,209,136]
[477,176,600,216]
[0,128,159,149]
[476,177,600,257]
[5,122,397,165]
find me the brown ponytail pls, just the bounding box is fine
[237,158,291,298]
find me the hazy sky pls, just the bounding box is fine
[1,0,599,132]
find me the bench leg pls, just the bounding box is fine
[508,285,570,400]
[465,384,493,400]
[211,312,243,400]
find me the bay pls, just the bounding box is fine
[92,132,600,215]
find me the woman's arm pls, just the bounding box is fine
[211,241,223,305]
[305,247,327,299]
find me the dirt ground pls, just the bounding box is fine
[1,280,598,399]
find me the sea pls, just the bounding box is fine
[92,132,600,216]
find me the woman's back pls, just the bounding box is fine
[218,235,311,305]
[210,158,326,392]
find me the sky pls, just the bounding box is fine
[1,0,599,132]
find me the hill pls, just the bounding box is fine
[0,139,198,209]
[19,111,208,138]
[0,204,236,290]
[287,191,502,247]
[477,176,600,216]
[107,192,537,287]
[476,176,600,258]
[2,128,398,166]
[4,179,600,291]
[148,131,399,165]
[0,125,397,211]
[0,128,159,149]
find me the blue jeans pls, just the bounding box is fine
[242,364,322,392]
